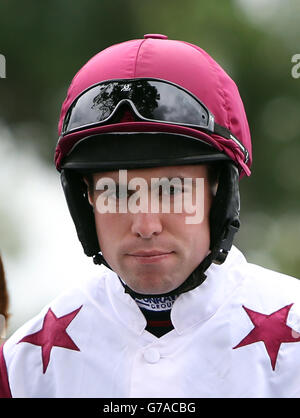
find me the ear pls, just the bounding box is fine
[83,176,94,207]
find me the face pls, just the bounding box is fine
[87,165,213,295]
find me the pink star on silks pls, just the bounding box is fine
[18,306,82,373]
[233,304,300,370]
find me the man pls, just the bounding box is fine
[1,34,300,398]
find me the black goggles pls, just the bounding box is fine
[62,78,249,163]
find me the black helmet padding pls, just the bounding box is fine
[209,162,240,264]
[61,169,100,257]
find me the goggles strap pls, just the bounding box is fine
[214,123,249,163]
[214,123,231,139]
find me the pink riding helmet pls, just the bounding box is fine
[56,34,252,178]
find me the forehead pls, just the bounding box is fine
[92,164,209,182]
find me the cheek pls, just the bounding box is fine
[184,221,211,268]
[186,219,210,246]
[173,188,212,259]
[94,214,117,251]
[93,213,129,258]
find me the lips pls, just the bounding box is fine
[128,250,173,257]
[126,249,174,264]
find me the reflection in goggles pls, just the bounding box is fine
[63,78,211,134]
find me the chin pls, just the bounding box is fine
[127,276,181,296]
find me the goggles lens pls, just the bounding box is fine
[62,78,213,135]
[62,78,249,164]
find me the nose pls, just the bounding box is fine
[131,212,163,239]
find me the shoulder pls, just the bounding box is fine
[6,264,117,345]
[243,255,300,299]
[228,245,300,293]
[228,246,300,328]
[0,265,119,397]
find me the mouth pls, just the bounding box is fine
[126,250,174,264]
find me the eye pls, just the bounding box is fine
[112,185,143,200]
[160,183,183,196]
[109,185,131,199]
[115,185,126,199]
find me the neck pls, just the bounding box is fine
[134,294,177,337]
[118,263,207,299]
[134,294,178,312]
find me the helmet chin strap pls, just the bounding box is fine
[93,251,212,299]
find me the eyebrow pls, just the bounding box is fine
[111,176,187,183]
[94,173,205,187]
[112,177,201,187]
